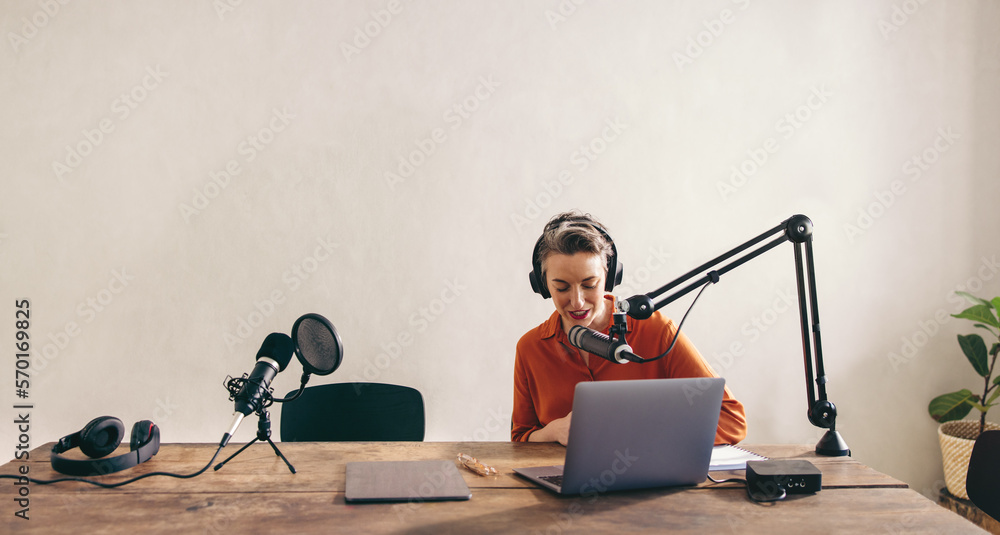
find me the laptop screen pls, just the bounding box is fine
[558,377,725,495]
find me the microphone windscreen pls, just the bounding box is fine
[257,333,294,371]
[569,325,581,345]
[568,325,596,349]
[292,313,343,376]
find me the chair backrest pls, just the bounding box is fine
[967,429,1000,521]
[279,382,425,442]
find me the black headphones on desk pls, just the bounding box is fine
[50,416,160,477]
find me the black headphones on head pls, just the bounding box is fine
[528,217,624,299]
[51,416,160,477]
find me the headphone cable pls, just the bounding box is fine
[0,444,224,488]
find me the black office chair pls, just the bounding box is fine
[279,382,425,442]
[966,429,1000,521]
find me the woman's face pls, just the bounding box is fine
[543,252,609,333]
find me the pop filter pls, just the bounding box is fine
[291,313,343,376]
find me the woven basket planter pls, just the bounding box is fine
[938,420,1000,500]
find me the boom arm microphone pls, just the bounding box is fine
[568,325,641,364]
[221,333,294,447]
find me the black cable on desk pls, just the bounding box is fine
[0,444,224,488]
[707,473,787,503]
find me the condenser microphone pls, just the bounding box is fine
[221,333,294,447]
[568,325,641,364]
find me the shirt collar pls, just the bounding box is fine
[538,295,628,340]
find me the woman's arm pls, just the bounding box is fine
[526,412,572,445]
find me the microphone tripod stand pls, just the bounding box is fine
[214,398,296,474]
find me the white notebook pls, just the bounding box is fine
[709,445,767,470]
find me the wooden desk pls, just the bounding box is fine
[1,442,987,534]
[940,487,1000,534]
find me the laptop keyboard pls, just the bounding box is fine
[539,475,564,487]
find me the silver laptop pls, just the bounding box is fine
[513,377,724,496]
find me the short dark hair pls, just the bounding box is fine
[535,211,613,281]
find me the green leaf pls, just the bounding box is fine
[957,291,993,307]
[987,388,1000,406]
[959,334,990,377]
[972,324,1000,340]
[968,400,991,413]
[992,297,1000,313]
[994,375,1000,386]
[929,390,977,422]
[953,305,1000,329]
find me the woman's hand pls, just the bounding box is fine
[528,412,572,446]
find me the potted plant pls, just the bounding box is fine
[928,292,1000,500]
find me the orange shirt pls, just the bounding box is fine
[512,304,747,445]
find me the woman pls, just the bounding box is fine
[512,211,747,445]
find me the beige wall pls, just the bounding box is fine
[2,0,999,499]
